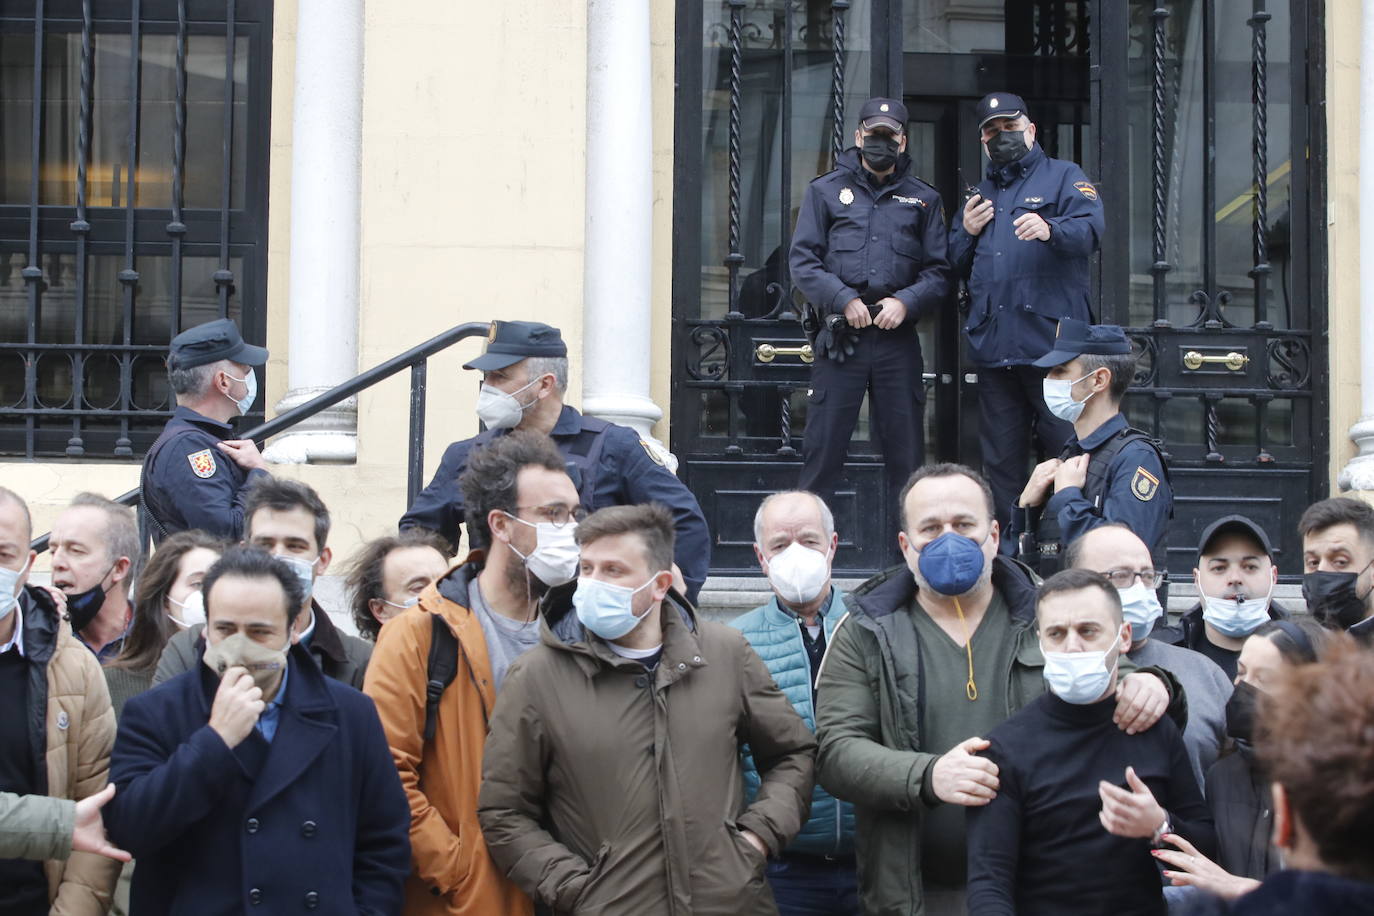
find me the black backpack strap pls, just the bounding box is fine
[423,613,459,743]
[1082,427,1165,510]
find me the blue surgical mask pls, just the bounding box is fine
[915,531,989,597]
[1042,645,1119,704]
[224,367,258,416]
[1042,373,1094,423]
[573,575,661,641]
[0,557,32,622]
[275,554,316,603]
[1118,583,1163,642]
[1201,585,1273,639]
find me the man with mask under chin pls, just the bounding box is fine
[400,320,710,602]
[49,493,139,665]
[1297,496,1374,643]
[949,92,1106,539]
[789,98,950,541]
[106,546,411,915]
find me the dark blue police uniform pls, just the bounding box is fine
[400,405,712,600]
[949,127,1105,533]
[789,145,949,521]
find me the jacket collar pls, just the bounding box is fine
[551,405,583,436]
[836,146,913,191]
[985,142,1045,186]
[761,587,840,630]
[540,582,707,685]
[848,555,1039,626]
[171,404,236,436]
[303,598,348,664]
[16,585,61,665]
[1074,411,1128,452]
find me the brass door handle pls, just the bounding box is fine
[1183,350,1249,371]
[755,343,814,364]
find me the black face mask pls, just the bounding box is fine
[1224,679,1260,745]
[860,134,900,173]
[1302,565,1373,629]
[985,129,1029,166]
[65,581,108,633]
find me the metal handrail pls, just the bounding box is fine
[29,321,492,553]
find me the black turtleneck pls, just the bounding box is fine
[966,690,1215,916]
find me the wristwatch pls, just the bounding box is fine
[1150,814,1173,847]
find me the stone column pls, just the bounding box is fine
[581,0,673,466]
[1339,9,1374,491]
[264,0,364,464]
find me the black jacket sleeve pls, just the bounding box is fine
[398,441,469,550]
[789,181,861,314]
[892,194,951,321]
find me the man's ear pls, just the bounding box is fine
[897,530,911,557]
[897,132,908,153]
[1270,565,1279,586]
[753,544,767,573]
[315,546,332,576]
[487,509,512,545]
[1118,620,1133,655]
[988,518,1001,552]
[368,598,387,625]
[110,555,133,586]
[1192,568,1202,592]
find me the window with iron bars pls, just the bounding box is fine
[0,0,271,459]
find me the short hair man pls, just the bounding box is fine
[154,477,373,689]
[49,493,139,665]
[966,569,1215,916]
[949,92,1105,534]
[106,547,411,914]
[366,431,582,914]
[1014,319,1172,574]
[478,504,817,913]
[1298,496,1374,641]
[342,530,451,641]
[0,487,120,913]
[1066,523,1234,787]
[399,319,712,600]
[1155,515,1294,679]
[729,491,859,914]
[142,318,272,543]
[814,464,1176,916]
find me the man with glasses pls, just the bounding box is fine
[365,432,582,915]
[1065,523,1233,787]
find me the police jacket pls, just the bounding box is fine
[789,147,950,318]
[400,405,711,599]
[949,144,1104,367]
[142,405,270,544]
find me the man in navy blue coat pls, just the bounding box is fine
[949,93,1105,540]
[105,547,410,915]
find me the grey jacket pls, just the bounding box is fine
[0,793,74,861]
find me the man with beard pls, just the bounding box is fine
[814,463,1178,916]
[364,431,582,915]
[1298,496,1374,642]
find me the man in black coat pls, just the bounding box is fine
[106,547,409,915]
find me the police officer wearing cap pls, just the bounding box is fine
[400,320,712,600]
[950,92,1105,537]
[142,318,271,544]
[789,97,950,524]
[1013,319,1171,574]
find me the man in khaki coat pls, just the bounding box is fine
[478,504,817,915]
[0,487,120,914]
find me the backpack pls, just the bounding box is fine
[423,613,459,742]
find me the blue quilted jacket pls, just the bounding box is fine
[730,589,856,857]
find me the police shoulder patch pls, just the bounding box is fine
[1131,466,1160,502]
[1074,180,1099,201]
[639,439,666,467]
[187,448,217,479]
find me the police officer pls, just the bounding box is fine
[142,318,271,544]
[789,97,949,527]
[1013,319,1171,574]
[399,320,712,601]
[949,92,1105,542]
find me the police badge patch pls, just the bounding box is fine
[1073,180,1099,201]
[1131,466,1159,501]
[188,449,217,479]
[839,187,854,206]
[639,439,666,467]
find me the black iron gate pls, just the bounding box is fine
[678,0,1324,578]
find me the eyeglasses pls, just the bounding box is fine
[1101,568,1166,589]
[514,504,588,528]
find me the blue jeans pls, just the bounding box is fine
[765,856,861,916]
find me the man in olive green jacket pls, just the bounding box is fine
[814,464,1182,916]
[0,785,128,863]
[479,505,816,915]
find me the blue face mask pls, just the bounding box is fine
[1118,583,1163,642]
[1041,645,1120,704]
[573,574,661,641]
[275,554,316,603]
[915,531,989,597]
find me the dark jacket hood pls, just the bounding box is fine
[18,585,62,665]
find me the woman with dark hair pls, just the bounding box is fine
[104,529,225,717]
[1153,618,1328,902]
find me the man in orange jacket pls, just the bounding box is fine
[364,431,583,914]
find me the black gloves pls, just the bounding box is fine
[813,314,859,363]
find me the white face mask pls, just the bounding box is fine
[1202,583,1273,639]
[0,556,32,622]
[275,554,317,603]
[475,377,541,430]
[1041,645,1119,704]
[382,596,420,612]
[1042,373,1094,423]
[505,514,581,586]
[765,541,832,606]
[167,588,207,628]
[1117,583,1163,642]
[223,367,258,416]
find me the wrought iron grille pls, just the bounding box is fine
[0,0,271,459]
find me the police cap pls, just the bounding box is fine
[463,320,567,372]
[858,98,908,133]
[1197,514,1275,562]
[1032,318,1132,368]
[976,92,1029,129]
[167,318,268,370]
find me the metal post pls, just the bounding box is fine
[407,361,428,507]
[68,0,92,457]
[1201,0,1220,328]
[22,2,45,460]
[214,0,238,318]
[829,0,849,166]
[724,0,745,321]
[168,0,189,335]
[115,1,143,457]
[1149,6,1171,328]
[1249,0,1272,329]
